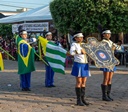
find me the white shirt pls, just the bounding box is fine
[102,39,121,51]
[70,42,88,63]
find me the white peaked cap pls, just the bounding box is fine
[73,33,84,38]
[22,31,27,34]
[102,30,111,34]
[45,32,52,36]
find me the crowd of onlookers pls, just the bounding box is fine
[1,34,128,66]
[0,34,71,62]
[0,36,17,60]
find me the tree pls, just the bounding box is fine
[50,0,128,35]
[0,24,12,39]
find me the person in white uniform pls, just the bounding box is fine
[70,33,91,106]
[100,29,121,101]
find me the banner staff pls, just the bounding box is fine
[0,47,15,60]
[34,52,48,66]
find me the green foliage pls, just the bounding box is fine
[50,0,128,34]
[0,24,12,38]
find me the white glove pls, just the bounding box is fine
[29,38,37,44]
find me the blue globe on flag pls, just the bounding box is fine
[96,50,110,61]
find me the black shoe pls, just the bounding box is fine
[22,88,27,91]
[107,96,113,101]
[82,100,89,106]
[45,85,56,88]
[26,88,31,91]
[51,85,56,87]
[45,86,52,88]
[76,102,85,106]
[102,97,111,101]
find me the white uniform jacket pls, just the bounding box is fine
[102,39,121,51]
[70,42,88,63]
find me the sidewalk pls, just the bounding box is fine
[0,60,128,112]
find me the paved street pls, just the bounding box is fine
[0,60,128,112]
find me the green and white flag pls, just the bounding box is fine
[38,36,67,74]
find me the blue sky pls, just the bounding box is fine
[0,0,52,11]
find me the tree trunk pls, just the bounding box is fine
[118,32,124,43]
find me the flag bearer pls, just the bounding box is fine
[44,32,55,87]
[16,30,35,91]
[36,32,66,87]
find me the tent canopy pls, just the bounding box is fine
[0,5,52,24]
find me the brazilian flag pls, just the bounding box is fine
[0,53,4,71]
[16,36,35,74]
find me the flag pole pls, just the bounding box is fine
[0,47,15,60]
[34,52,48,66]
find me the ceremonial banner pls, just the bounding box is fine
[0,53,4,71]
[81,37,119,70]
[16,36,35,74]
[38,36,67,74]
